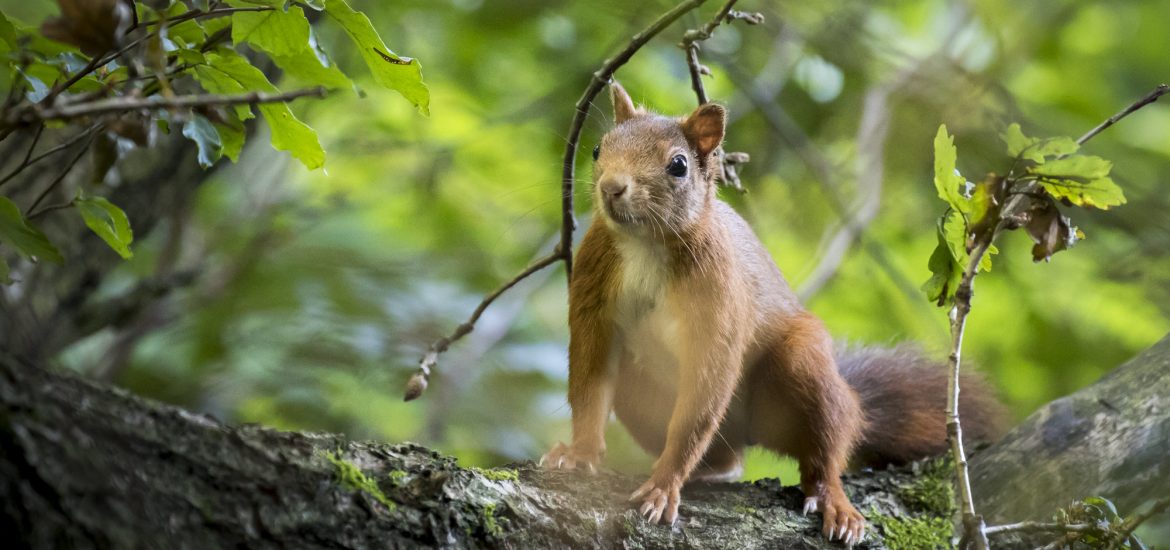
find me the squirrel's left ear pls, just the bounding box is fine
[682,103,726,158]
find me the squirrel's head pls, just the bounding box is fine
[592,81,725,238]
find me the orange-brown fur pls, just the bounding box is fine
[541,82,1003,545]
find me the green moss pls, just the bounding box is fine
[898,459,956,514]
[387,469,408,485]
[876,515,953,550]
[733,505,758,516]
[324,451,395,511]
[472,466,519,482]
[483,502,503,537]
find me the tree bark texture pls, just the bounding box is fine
[970,334,1170,523]
[1,351,956,549]
[3,334,1169,548]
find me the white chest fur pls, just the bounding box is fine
[612,238,682,386]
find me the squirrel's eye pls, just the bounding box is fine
[592,145,600,161]
[666,154,688,177]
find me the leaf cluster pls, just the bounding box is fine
[922,123,1126,305]
[0,0,428,280]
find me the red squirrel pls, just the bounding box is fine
[541,82,1003,545]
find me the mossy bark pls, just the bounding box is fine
[3,334,1168,548]
[970,334,1170,527]
[0,352,949,549]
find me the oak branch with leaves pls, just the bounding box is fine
[923,84,1168,549]
[0,0,429,281]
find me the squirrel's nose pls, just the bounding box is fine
[601,179,628,199]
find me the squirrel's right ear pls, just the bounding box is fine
[610,81,639,124]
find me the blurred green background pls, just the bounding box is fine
[4,0,1169,496]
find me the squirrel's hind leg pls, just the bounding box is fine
[749,312,867,545]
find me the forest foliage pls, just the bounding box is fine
[1,3,1169,542]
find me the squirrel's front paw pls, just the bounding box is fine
[539,441,601,473]
[629,477,681,525]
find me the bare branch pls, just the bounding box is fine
[404,250,563,401]
[679,0,761,193]
[1110,496,1170,548]
[680,0,740,105]
[0,123,104,189]
[984,521,1097,536]
[1076,83,1168,146]
[44,5,276,105]
[0,124,44,188]
[797,83,890,300]
[26,131,98,218]
[15,88,327,125]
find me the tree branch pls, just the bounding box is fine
[0,123,104,189]
[943,84,1170,548]
[679,0,762,193]
[0,123,43,188]
[16,88,327,125]
[25,131,98,217]
[42,4,276,105]
[1075,83,1168,146]
[403,249,563,401]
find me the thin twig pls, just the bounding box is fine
[403,250,563,401]
[984,521,1096,536]
[680,0,741,105]
[25,88,327,123]
[0,124,44,188]
[27,201,75,220]
[35,5,275,111]
[679,0,761,193]
[1108,496,1170,549]
[1076,84,1168,146]
[26,131,97,216]
[0,124,103,189]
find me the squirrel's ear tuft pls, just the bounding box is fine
[610,81,639,124]
[682,103,726,158]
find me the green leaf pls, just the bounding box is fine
[0,10,16,52]
[1031,155,1112,181]
[193,63,254,121]
[1029,156,1126,209]
[1002,123,1033,159]
[232,6,310,57]
[215,117,246,162]
[324,0,429,114]
[232,5,351,90]
[76,197,133,259]
[1002,123,1078,162]
[0,197,63,263]
[0,255,10,284]
[933,124,969,213]
[922,209,996,305]
[195,51,325,169]
[182,114,223,168]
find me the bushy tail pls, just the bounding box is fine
[837,344,1006,468]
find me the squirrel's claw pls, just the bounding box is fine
[540,441,601,473]
[820,495,865,546]
[630,478,680,525]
